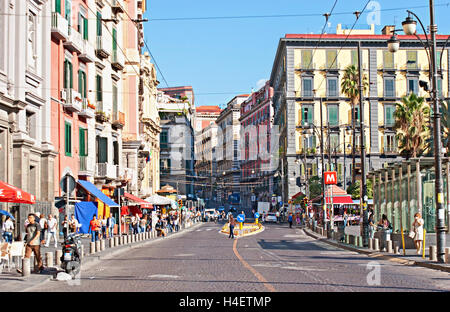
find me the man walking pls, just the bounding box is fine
[229,215,236,239]
[89,215,100,242]
[45,214,58,248]
[288,213,293,228]
[39,214,47,244]
[108,215,116,237]
[24,213,44,273]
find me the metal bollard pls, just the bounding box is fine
[55,250,62,266]
[109,238,114,248]
[429,245,437,261]
[345,234,349,244]
[101,239,105,251]
[46,252,54,267]
[357,236,363,247]
[80,245,84,259]
[114,236,119,246]
[30,255,35,272]
[387,240,393,253]
[22,258,30,277]
[368,238,373,250]
[374,238,380,251]
[95,240,101,253]
[445,247,450,264]
[90,242,95,254]
[394,244,400,254]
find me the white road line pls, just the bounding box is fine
[148,274,179,279]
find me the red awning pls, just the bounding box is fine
[292,191,305,200]
[0,180,36,204]
[325,196,355,204]
[124,192,153,208]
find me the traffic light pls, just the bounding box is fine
[178,199,183,207]
[303,197,308,207]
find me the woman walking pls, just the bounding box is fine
[412,212,424,254]
[229,215,236,239]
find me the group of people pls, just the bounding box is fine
[88,215,116,242]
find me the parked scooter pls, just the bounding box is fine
[60,233,82,276]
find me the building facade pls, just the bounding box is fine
[158,92,195,197]
[239,82,275,210]
[0,0,56,215]
[158,86,195,107]
[269,24,449,203]
[215,94,248,208]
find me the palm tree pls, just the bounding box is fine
[340,65,368,183]
[394,93,430,159]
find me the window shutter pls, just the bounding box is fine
[63,60,68,89]
[312,163,317,176]
[338,163,342,178]
[83,16,88,40]
[96,12,102,36]
[299,136,303,152]
[78,12,82,33]
[381,135,385,153]
[308,106,313,123]
[79,128,85,156]
[69,62,73,88]
[112,28,117,51]
[78,70,82,95]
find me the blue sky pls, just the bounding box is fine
[143,0,450,107]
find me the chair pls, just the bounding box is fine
[0,242,11,272]
[9,241,25,269]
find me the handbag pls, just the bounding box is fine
[408,230,416,239]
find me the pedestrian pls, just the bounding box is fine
[368,211,375,239]
[101,217,107,238]
[139,216,147,234]
[108,214,116,237]
[62,215,69,240]
[39,214,47,244]
[132,214,139,234]
[412,212,424,254]
[69,214,78,234]
[276,210,280,223]
[89,215,100,242]
[228,215,236,239]
[23,213,44,273]
[343,209,348,234]
[2,216,14,243]
[173,215,179,232]
[288,213,293,228]
[378,214,392,250]
[45,214,58,248]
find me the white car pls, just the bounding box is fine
[264,213,277,223]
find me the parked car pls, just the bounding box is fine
[264,212,277,223]
[203,209,217,222]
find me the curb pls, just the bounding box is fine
[303,228,450,273]
[20,221,204,291]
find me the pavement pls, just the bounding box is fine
[0,220,203,292]
[19,220,450,292]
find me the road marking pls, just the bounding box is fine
[283,234,302,238]
[196,229,202,232]
[148,274,179,279]
[233,239,276,292]
[205,228,212,231]
[174,253,195,257]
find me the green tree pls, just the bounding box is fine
[308,176,322,200]
[394,93,430,158]
[346,179,373,199]
[341,65,369,108]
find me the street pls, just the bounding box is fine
[28,222,450,292]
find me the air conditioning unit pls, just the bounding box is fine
[60,89,67,102]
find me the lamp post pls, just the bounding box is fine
[386,0,446,263]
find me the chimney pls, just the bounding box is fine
[382,25,395,35]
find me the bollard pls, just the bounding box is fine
[345,234,349,244]
[445,247,450,264]
[90,242,95,254]
[368,238,373,250]
[387,240,393,253]
[374,238,380,251]
[95,240,101,253]
[357,236,363,247]
[429,245,437,261]
[109,238,114,248]
[132,234,136,243]
[100,239,105,251]
[114,236,119,246]
[80,245,84,259]
[30,255,35,272]
[46,252,54,267]
[394,244,400,254]
[22,258,31,277]
[55,250,62,266]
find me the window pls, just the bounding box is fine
[79,127,88,156]
[112,28,117,52]
[302,77,313,97]
[384,133,397,153]
[352,106,360,123]
[407,78,418,94]
[160,159,171,173]
[55,0,61,14]
[327,77,338,97]
[330,133,339,150]
[78,12,88,40]
[384,105,395,126]
[96,74,102,102]
[65,122,72,156]
[301,50,313,69]
[64,0,71,23]
[113,141,119,165]
[96,12,102,36]
[160,131,168,148]
[63,59,73,89]
[384,77,395,98]
[326,50,338,69]
[351,50,358,67]
[78,70,87,98]
[26,111,35,139]
[112,84,118,116]
[383,51,394,69]
[407,51,418,69]
[301,106,313,125]
[328,105,338,126]
[437,51,442,71]
[96,136,108,163]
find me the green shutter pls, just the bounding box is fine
[327,50,337,69]
[69,62,73,88]
[112,28,117,51]
[55,0,61,14]
[83,16,88,40]
[79,128,85,156]
[312,163,317,176]
[78,70,82,95]
[302,50,312,69]
[97,12,102,36]
[63,60,68,89]
[65,122,71,156]
[78,13,82,33]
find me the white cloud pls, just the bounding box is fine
[255,78,267,90]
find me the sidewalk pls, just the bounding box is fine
[303,225,450,273]
[0,219,203,292]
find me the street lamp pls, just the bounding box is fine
[386,1,446,263]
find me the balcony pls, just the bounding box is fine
[111,50,124,71]
[111,0,125,14]
[383,146,397,154]
[61,88,82,112]
[96,35,111,59]
[78,98,95,118]
[63,29,83,54]
[79,156,93,176]
[95,0,105,8]
[51,12,69,41]
[112,111,125,129]
[79,40,95,63]
[96,163,117,180]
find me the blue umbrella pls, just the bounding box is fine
[0,209,15,221]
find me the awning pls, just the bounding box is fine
[144,194,173,205]
[325,196,355,204]
[78,180,119,207]
[124,192,153,208]
[291,191,305,200]
[0,180,36,204]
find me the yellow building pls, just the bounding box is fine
[270,24,449,201]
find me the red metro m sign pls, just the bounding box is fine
[324,171,337,185]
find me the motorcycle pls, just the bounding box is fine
[60,233,82,276]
